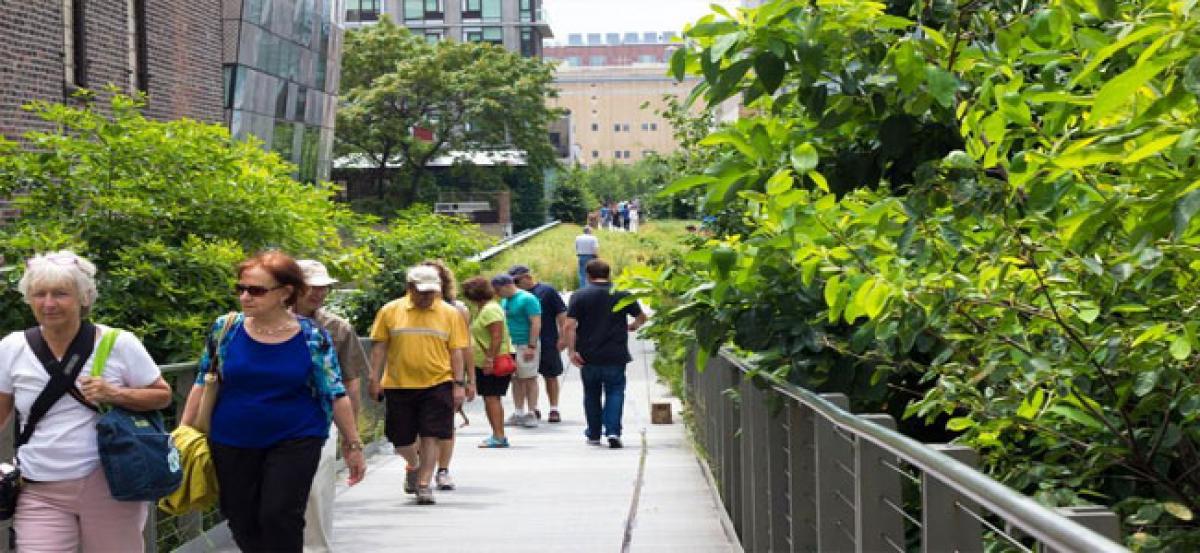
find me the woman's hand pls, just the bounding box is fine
[342,446,366,486]
[465,382,477,402]
[481,356,494,375]
[521,345,536,362]
[79,376,119,405]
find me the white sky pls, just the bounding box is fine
[542,0,740,42]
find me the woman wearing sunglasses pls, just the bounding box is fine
[179,251,366,552]
[0,251,171,551]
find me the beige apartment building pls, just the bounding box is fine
[551,65,706,166]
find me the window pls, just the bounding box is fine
[520,29,536,57]
[624,32,639,44]
[347,0,380,22]
[591,123,598,131]
[613,124,621,132]
[614,151,621,159]
[622,124,630,132]
[481,0,501,21]
[650,123,658,131]
[520,0,534,22]
[425,31,443,43]
[638,54,659,64]
[592,150,599,158]
[565,56,581,67]
[404,0,423,21]
[424,0,443,19]
[465,29,483,42]
[483,27,502,44]
[624,150,631,158]
[589,55,606,66]
[463,0,481,18]
[132,0,148,92]
[65,0,88,88]
[641,123,648,131]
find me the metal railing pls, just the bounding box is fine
[688,350,1128,553]
[468,220,560,262]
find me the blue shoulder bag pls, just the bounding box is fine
[90,330,183,501]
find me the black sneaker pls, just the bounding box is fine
[607,436,623,449]
[534,408,542,420]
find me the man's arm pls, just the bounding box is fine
[629,312,647,332]
[527,314,542,347]
[565,317,583,366]
[555,312,568,351]
[369,341,388,400]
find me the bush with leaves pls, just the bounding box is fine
[0,93,375,361]
[631,0,1200,548]
[345,206,492,334]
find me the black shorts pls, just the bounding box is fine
[384,382,454,445]
[538,346,564,378]
[475,367,512,397]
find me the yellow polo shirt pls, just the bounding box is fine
[370,297,469,389]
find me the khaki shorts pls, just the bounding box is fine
[515,342,541,379]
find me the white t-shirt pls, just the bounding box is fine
[0,326,161,481]
[575,234,599,255]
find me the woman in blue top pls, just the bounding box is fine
[180,251,366,552]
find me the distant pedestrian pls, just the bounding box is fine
[599,205,610,229]
[629,200,640,232]
[463,277,515,448]
[565,259,647,449]
[491,274,543,427]
[509,265,568,423]
[619,201,630,231]
[368,265,469,505]
[295,260,368,552]
[574,226,599,289]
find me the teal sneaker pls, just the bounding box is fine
[478,436,510,448]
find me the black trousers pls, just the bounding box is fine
[210,437,324,553]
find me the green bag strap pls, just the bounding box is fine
[91,328,120,378]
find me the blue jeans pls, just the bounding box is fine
[577,254,595,289]
[581,364,626,439]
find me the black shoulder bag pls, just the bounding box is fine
[0,322,97,521]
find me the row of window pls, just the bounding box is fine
[347,0,536,23]
[559,54,663,67]
[590,150,656,159]
[590,123,658,132]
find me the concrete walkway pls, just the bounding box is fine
[328,333,739,552]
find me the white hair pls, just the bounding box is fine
[18,250,99,310]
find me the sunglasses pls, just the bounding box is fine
[234,284,283,297]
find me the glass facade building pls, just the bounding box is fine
[223,0,345,182]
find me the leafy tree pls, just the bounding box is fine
[549,174,596,223]
[632,0,1200,548]
[337,17,561,205]
[0,93,374,361]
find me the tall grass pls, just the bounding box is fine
[476,221,691,291]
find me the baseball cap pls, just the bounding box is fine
[490,274,514,288]
[298,260,338,287]
[508,265,531,278]
[407,265,442,292]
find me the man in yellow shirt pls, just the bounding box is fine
[369,266,469,505]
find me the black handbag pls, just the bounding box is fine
[0,323,98,520]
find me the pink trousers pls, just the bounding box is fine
[14,467,148,552]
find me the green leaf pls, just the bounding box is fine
[791,143,819,173]
[1132,323,1169,347]
[863,279,890,319]
[1170,335,1192,361]
[807,171,829,193]
[1087,59,1171,128]
[1069,25,1163,88]
[1134,370,1160,396]
[660,175,716,196]
[669,48,687,81]
[1124,134,1180,164]
[766,169,794,195]
[1047,405,1105,431]
[754,52,786,94]
[824,274,843,308]
[946,417,974,431]
[1016,388,1046,419]
[1173,190,1200,239]
[925,66,959,108]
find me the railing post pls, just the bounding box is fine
[724,361,743,539]
[765,391,791,552]
[922,445,984,553]
[740,377,771,551]
[855,414,905,553]
[788,401,817,551]
[1043,506,1122,553]
[815,393,855,552]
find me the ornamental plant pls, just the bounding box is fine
[630,0,1200,548]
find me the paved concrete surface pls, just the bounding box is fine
[328,333,739,552]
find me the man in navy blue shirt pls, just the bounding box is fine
[564,259,646,448]
[509,265,568,423]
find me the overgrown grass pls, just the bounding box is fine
[476,221,692,291]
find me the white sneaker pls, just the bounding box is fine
[522,413,539,428]
[505,413,523,427]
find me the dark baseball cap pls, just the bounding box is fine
[508,264,532,277]
[491,274,515,288]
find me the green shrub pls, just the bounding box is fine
[0,92,374,361]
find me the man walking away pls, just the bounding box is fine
[574,226,599,290]
[492,274,543,427]
[509,265,567,423]
[369,266,469,505]
[565,259,647,449]
[295,260,368,551]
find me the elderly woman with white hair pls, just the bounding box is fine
[0,250,171,551]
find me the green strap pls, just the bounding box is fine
[91,329,120,378]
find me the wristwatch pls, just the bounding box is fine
[454,379,469,386]
[342,440,363,451]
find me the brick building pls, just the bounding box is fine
[0,1,225,140]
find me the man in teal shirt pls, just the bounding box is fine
[491,274,542,427]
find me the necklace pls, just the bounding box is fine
[249,316,297,336]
